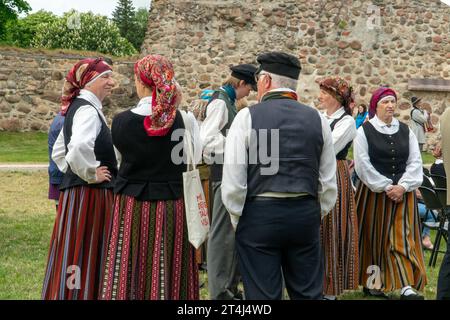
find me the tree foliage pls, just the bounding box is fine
[3,10,57,47]
[32,10,137,56]
[113,0,149,50]
[0,0,31,38]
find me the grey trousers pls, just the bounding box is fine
[207,182,240,300]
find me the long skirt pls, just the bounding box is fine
[321,160,359,296]
[100,194,199,300]
[356,183,427,292]
[42,186,114,300]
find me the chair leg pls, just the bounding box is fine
[433,220,446,267]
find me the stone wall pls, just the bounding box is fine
[143,0,450,149]
[0,49,137,132]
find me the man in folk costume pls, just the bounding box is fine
[43,58,117,299]
[200,63,257,300]
[437,107,450,300]
[222,52,337,299]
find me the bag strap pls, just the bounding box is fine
[180,110,196,171]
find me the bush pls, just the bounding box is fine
[32,10,137,57]
[2,10,57,47]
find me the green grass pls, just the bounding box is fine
[347,146,434,165]
[0,171,54,299]
[0,132,48,163]
[0,171,446,299]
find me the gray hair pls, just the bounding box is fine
[262,71,298,91]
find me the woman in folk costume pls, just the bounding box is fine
[354,87,427,300]
[318,77,359,299]
[43,58,117,300]
[100,55,201,300]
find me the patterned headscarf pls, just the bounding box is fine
[369,87,397,119]
[134,55,178,137]
[318,76,354,115]
[60,58,112,115]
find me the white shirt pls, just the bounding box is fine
[221,92,337,229]
[323,107,357,155]
[354,115,423,193]
[52,89,108,184]
[199,98,228,163]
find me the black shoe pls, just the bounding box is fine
[363,287,389,299]
[400,292,424,300]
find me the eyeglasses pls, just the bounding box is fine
[254,72,271,83]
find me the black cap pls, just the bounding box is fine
[230,64,258,90]
[256,51,301,80]
[411,96,422,106]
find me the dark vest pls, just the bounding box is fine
[330,113,352,161]
[206,89,237,182]
[112,110,187,201]
[362,121,409,185]
[246,99,324,198]
[59,98,117,191]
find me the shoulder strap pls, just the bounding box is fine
[330,112,349,131]
[179,110,195,171]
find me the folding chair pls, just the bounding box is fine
[423,167,431,177]
[422,174,434,188]
[430,174,447,189]
[418,186,448,267]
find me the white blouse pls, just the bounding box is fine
[323,107,357,155]
[354,115,423,193]
[52,89,108,184]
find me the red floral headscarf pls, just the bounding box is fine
[134,54,178,137]
[318,76,353,115]
[60,58,112,115]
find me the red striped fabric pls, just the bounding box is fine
[42,186,114,300]
[100,194,199,300]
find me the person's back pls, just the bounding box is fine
[222,51,337,300]
[112,109,186,200]
[247,99,324,197]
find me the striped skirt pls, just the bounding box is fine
[100,194,199,300]
[356,183,427,292]
[42,186,114,300]
[321,160,359,296]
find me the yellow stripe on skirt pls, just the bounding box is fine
[356,183,427,292]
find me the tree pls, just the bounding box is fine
[0,0,31,39]
[133,7,149,50]
[32,10,137,57]
[112,0,138,48]
[3,10,57,47]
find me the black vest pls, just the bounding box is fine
[246,99,324,198]
[206,89,237,182]
[59,98,117,191]
[330,113,352,160]
[362,121,409,185]
[112,110,187,201]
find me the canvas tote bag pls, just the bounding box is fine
[180,111,210,249]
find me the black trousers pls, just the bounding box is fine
[235,196,323,300]
[437,227,450,299]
